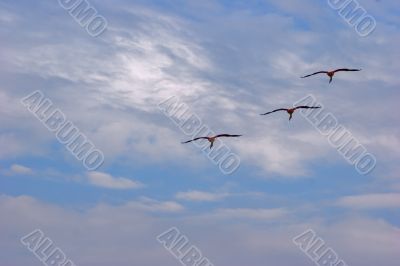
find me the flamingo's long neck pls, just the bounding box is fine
[287,109,295,121]
[209,137,216,149]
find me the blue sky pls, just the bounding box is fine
[1,0,400,265]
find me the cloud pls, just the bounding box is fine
[1,0,399,179]
[10,164,33,175]
[87,171,143,190]
[1,1,400,265]
[0,8,19,23]
[175,190,229,202]
[1,194,399,266]
[393,183,400,191]
[336,193,400,209]
[175,190,265,202]
[0,134,33,160]
[211,208,288,221]
[133,197,184,213]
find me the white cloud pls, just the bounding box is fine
[87,171,143,190]
[0,134,30,160]
[1,195,398,266]
[0,8,19,23]
[1,0,399,179]
[132,197,184,213]
[175,190,229,202]
[393,183,400,191]
[336,193,400,209]
[10,164,33,175]
[212,208,288,221]
[1,1,400,265]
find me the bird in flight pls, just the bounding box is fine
[260,106,321,121]
[301,68,361,83]
[182,134,242,149]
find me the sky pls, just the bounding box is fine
[1,0,400,265]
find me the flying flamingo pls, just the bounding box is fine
[301,68,361,83]
[260,106,321,121]
[182,134,242,149]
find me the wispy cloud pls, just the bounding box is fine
[87,171,143,190]
[212,208,288,221]
[132,197,185,213]
[9,164,33,175]
[175,190,265,202]
[1,1,400,265]
[2,0,399,178]
[1,195,400,266]
[175,190,229,202]
[336,193,400,209]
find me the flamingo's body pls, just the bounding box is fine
[261,106,321,121]
[182,134,242,149]
[301,68,361,83]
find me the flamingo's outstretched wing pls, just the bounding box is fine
[181,137,208,144]
[215,134,242,138]
[294,106,321,110]
[260,108,288,116]
[301,71,328,78]
[333,68,361,73]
